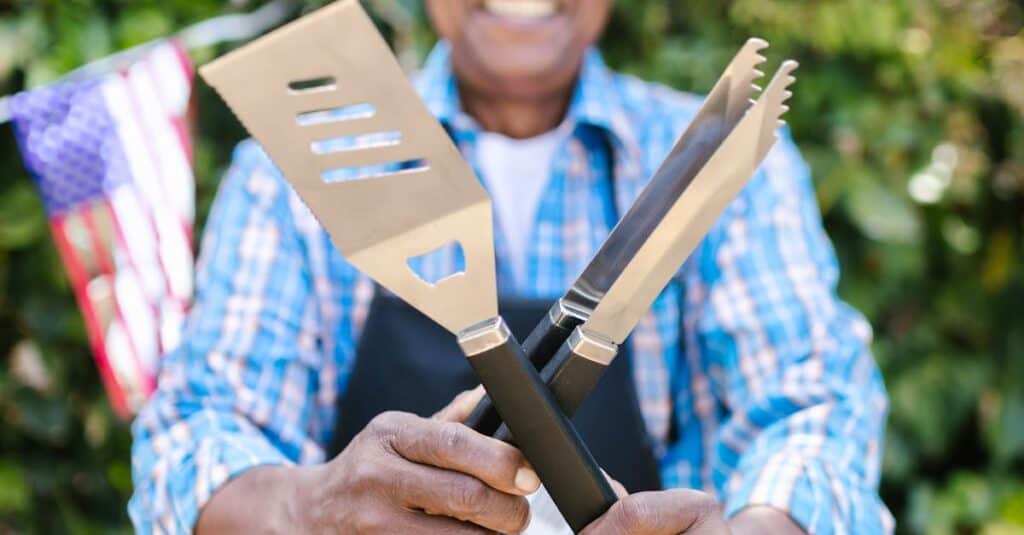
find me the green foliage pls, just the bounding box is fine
[0,0,1022,533]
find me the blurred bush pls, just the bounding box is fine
[0,0,1021,533]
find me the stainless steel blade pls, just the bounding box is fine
[583,61,799,344]
[565,38,770,314]
[199,0,496,333]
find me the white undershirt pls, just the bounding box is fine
[476,122,572,286]
[477,124,576,534]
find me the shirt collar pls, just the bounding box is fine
[415,41,462,128]
[415,41,639,154]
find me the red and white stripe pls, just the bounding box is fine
[58,40,196,416]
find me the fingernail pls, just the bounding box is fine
[460,387,483,409]
[515,467,540,493]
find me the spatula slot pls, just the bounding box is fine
[407,240,466,286]
[296,104,376,126]
[321,158,429,183]
[287,76,337,94]
[311,131,403,155]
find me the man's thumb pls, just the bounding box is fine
[433,385,486,422]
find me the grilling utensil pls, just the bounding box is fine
[198,0,616,530]
[488,52,799,444]
[465,37,785,437]
[500,59,798,442]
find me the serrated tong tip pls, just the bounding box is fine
[767,60,798,127]
[745,59,798,152]
[727,37,772,123]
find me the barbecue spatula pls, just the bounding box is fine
[466,37,775,436]
[199,0,615,530]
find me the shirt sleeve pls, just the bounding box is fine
[128,142,332,533]
[684,132,893,534]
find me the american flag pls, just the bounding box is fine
[9,40,195,417]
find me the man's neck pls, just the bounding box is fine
[458,82,573,139]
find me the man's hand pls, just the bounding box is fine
[197,387,541,534]
[578,486,806,535]
[581,489,731,534]
[297,387,539,533]
[730,506,806,535]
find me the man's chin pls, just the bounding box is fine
[470,64,580,100]
[455,45,582,94]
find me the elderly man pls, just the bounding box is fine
[130,1,891,533]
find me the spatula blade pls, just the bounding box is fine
[200,0,496,334]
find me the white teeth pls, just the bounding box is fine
[484,0,558,19]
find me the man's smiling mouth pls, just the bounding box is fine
[482,0,561,20]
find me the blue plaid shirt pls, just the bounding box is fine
[130,42,892,534]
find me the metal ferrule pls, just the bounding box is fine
[457,316,511,357]
[548,297,591,329]
[568,327,618,365]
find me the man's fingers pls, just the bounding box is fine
[384,412,540,496]
[604,472,628,499]
[408,512,491,534]
[395,508,491,535]
[392,460,531,533]
[580,489,728,535]
[434,386,486,423]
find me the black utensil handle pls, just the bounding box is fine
[494,331,616,443]
[460,320,616,532]
[464,301,582,435]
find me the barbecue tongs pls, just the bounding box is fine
[466,42,799,445]
[198,1,797,531]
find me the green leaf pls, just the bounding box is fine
[889,356,991,458]
[106,461,132,496]
[984,388,1024,466]
[980,523,1024,535]
[10,391,70,444]
[0,461,30,514]
[982,230,1017,292]
[114,7,172,49]
[843,179,922,243]
[0,184,47,250]
[1001,488,1024,525]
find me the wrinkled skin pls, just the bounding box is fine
[295,388,538,533]
[198,388,541,533]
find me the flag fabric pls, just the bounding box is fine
[10,40,195,417]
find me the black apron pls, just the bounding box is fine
[330,291,662,493]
